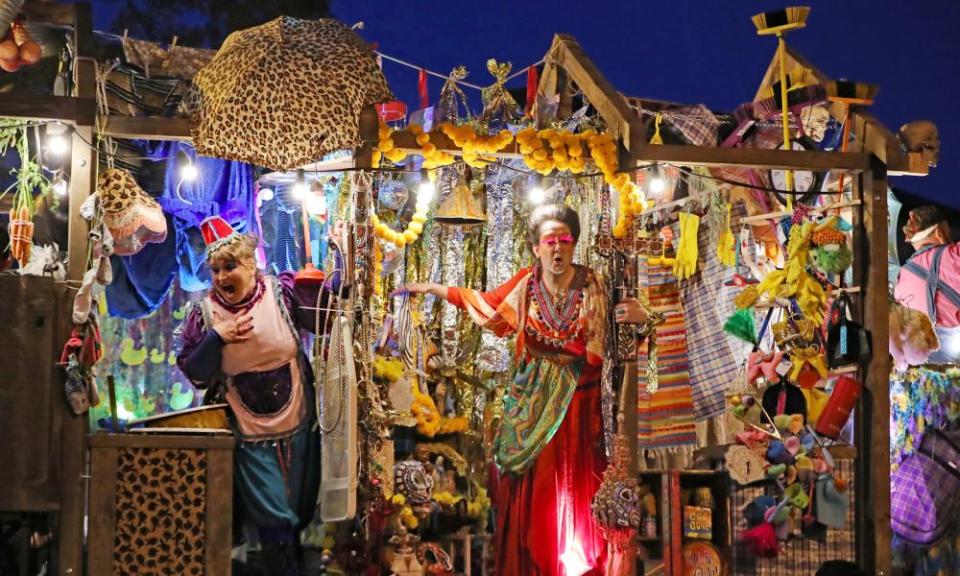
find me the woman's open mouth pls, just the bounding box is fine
[219,284,237,297]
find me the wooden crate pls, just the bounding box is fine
[88,433,234,575]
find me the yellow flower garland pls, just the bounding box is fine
[370,202,428,248]
[374,121,649,238]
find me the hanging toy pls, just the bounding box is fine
[811,226,852,275]
[717,202,737,267]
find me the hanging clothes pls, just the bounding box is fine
[105,213,178,319]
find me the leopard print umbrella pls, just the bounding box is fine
[187,17,394,171]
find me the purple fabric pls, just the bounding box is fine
[178,329,224,385]
[232,364,293,415]
[891,430,960,544]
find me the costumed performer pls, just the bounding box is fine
[395,204,647,576]
[177,216,330,575]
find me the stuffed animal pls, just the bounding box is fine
[890,301,939,371]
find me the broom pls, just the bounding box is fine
[752,6,812,212]
[826,81,879,202]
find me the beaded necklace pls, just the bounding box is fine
[527,264,587,348]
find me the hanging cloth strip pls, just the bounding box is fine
[635,259,697,455]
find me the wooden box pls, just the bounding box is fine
[87,433,234,575]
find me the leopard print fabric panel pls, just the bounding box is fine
[113,448,207,574]
[187,16,394,171]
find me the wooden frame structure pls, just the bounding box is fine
[0,7,911,571]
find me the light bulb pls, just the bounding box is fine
[528,186,546,205]
[649,175,665,195]
[417,180,435,204]
[259,187,275,201]
[53,179,68,197]
[46,135,68,156]
[305,194,326,216]
[292,182,310,200]
[180,163,199,182]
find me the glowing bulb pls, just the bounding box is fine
[53,179,68,197]
[290,182,308,200]
[180,163,199,182]
[259,187,275,201]
[305,194,327,216]
[528,186,546,204]
[649,175,665,195]
[417,180,435,204]
[46,135,68,156]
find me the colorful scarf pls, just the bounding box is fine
[636,261,698,453]
[456,265,607,473]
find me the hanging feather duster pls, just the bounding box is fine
[724,308,758,346]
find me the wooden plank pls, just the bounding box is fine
[353,104,379,169]
[391,129,523,159]
[88,433,235,451]
[99,115,192,141]
[205,447,234,576]
[858,159,892,575]
[0,94,95,124]
[633,143,869,172]
[87,445,119,576]
[56,6,94,575]
[22,2,76,26]
[548,34,645,152]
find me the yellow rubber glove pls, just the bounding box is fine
[672,212,700,280]
[717,203,736,267]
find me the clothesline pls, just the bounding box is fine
[92,29,544,93]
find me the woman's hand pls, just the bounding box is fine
[390,282,445,299]
[211,309,254,343]
[614,298,649,324]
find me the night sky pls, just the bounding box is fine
[92,1,960,208]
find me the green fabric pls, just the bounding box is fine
[496,356,582,474]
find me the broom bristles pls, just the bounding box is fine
[758,68,814,100]
[752,6,811,35]
[825,80,879,105]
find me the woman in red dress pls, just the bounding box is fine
[397,204,645,576]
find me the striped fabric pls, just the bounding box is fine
[636,262,698,453]
[681,223,737,420]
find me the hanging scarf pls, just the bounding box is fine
[456,265,607,473]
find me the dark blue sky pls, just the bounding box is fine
[93,1,960,207]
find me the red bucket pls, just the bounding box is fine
[376,100,407,123]
[814,375,862,439]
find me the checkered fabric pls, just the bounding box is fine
[891,429,960,545]
[681,223,737,420]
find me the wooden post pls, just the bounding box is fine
[854,158,892,575]
[55,3,95,575]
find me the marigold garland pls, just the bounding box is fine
[374,120,648,238]
[370,201,428,248]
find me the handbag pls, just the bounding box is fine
[826,292,872,368]
[891,428,960,545]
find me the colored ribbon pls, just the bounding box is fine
[788,347,828,382]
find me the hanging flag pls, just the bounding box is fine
[525,66,539,116]
[418,68,429,110]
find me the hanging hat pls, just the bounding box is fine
[96,168,167,256]
[199,215,238,253]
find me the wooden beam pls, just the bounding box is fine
[56,4,92,576]
[391,129,523,159]
[353,104,379,170]
[632,143,869,172]
[22,2,76,26]
[857,158,892,575]
[541,34,645,152]
[0,94,95,124]
[99,115,192,141]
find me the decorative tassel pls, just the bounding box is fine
[724,308,758,346]
[524,65,538,116]
[418,68,428,109]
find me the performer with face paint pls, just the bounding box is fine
[397,204,646,576]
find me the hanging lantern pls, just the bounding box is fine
[434,179,486,225]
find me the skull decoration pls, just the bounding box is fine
[591,432,643,531]
[394,460,434,505]
[898,120,940,167]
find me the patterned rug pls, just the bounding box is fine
[636,261,698,454]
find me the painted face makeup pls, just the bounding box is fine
[534,221,576,276]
